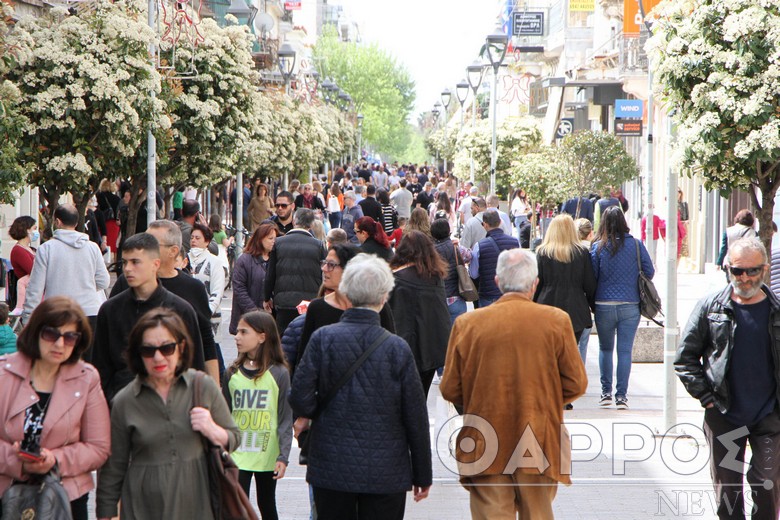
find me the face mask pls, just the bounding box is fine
[29,231,40,243]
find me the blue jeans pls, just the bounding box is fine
[514,215,528,242]
[594,303,640,398]
[478,296,499,308]
[578,327,591,364]
[328,211,341,230]
[448,298,467,325]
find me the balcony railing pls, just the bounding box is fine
[618,29,649,74]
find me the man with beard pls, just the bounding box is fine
[265,191,295,235]
[676,237,780,520]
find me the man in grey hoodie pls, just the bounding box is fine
[23,204,111,351]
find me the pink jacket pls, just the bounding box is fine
[0,352,111,500]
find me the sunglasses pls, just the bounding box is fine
[320,260,343,271]
[139,342,178,358]
[40,326,81,347]
[728,265,764,277]
[275,203,290,209]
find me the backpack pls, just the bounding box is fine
[434,209,448,221]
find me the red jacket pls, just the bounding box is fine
[0,353,110,500]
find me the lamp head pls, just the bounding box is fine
[456,79,469,105]
[277,42,296,80]
[467,59,485,92]
[485,27,509,69]
[440,88,452,110]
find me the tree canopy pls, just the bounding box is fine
[648,0,780,248]
[313,26,415,159]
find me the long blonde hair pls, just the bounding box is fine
[537,214,582,263]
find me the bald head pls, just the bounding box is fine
[53,204,79,229]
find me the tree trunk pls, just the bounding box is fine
[752,164,780,282]
[163,186,174,220]
[125,182,144,238]
[575,197,582,219]
[39,187,60,242]
[72,191,90,233]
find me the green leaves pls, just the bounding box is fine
[558,130,640,197]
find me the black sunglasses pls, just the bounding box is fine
[139,342,178,358]
[728,265,764,277]
[40,326,81,347]
[275,203,290,209]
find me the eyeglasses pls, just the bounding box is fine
[275,203,290,209]
[728,265,764,277]
[40,326,81,347]
[320,260,343,271]
[139,342,178,358]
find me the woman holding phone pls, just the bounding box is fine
[0,296,110,519]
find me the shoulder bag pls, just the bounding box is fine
[635,240,664,327]
[1,464,73,520]
[299,329,391,464]
[193,373,258,520]
[454,244,478,302]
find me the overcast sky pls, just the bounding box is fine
[337,0,500,118]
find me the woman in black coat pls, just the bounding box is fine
[533,214,596,344]
[388,230,450,397]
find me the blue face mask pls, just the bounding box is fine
[29,231,40,243]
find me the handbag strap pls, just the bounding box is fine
[315,329,391,418]
[635,239,644,275]
[453,243,463,266]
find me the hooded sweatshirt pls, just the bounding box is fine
[23,229,110,320]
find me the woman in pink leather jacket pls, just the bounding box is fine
[0,296,110,519]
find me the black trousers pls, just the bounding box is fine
[312,487,406,520]
[703,407,780,519]
[419,369,436,398]
[238,470,278,520]
[274,307,299,337]
[0,492,87,520]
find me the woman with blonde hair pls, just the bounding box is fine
[534,214,596,397]
[405,207,431,237]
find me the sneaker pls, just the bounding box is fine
[599,394,612,406]
[615,397,629,410]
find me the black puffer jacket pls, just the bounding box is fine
[263,229,326,309]
[675,284,780,412]
[290,309,432,494]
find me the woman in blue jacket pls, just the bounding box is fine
[591,206,654,410]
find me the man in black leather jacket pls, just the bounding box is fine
[676,237,780,520]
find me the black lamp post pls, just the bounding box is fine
[485,26,508,195]
[277,42,296,96]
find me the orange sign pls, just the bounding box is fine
[623,0,662,36]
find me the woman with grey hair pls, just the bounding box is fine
[290,254,432,520]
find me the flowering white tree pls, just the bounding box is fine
[4,0,168,223]
[452,118,542,193]
[648,0,780,249]
[0,0,29,203]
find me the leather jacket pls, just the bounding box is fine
[675,284,780,412]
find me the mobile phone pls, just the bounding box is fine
[19,450,45,463]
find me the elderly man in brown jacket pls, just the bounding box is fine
[440,248,587,520]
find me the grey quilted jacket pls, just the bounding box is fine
[289,308,432,494]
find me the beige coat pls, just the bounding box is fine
[247,196,273,231]
[440,292,587,484]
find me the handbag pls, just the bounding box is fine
[299,330,391,465]
[1,464,73,520]
[635,240,664,326]
[192,373,258,520]
[454,244,478,302]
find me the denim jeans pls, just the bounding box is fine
[448,298,468,325]
[578,327,591,364]
[514,215,529,243]
[478,296,499,308]
[328,211,341,230]
[594,303,640,398]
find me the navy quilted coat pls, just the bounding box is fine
[281,313,306,368]
[590,234,654,303]
[289,308,432,494]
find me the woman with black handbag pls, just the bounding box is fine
[96,308,241,520]
[0,296,110,520]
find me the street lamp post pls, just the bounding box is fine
[357,113,364,163]
[432,102,441,167]
[440,88,451,175]
[485,27,508,196]
[456,79,469,130]
[277,42,296,97]
[466,59,485,184]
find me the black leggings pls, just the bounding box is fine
[238,470,278,520]
[0,492,87,520]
